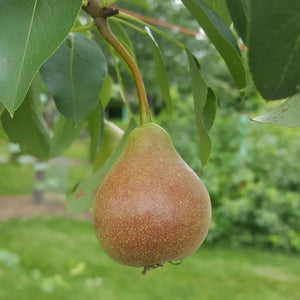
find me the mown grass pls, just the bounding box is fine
[63,139,90,161]
[0,217,299,300]
[0,135,91,196]
[0,163,34,195]
[0,162,90,196]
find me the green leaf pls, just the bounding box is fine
[203,87,217,131]
[204,0,232,25]
[107,20,136,78]
[186,50,211,168]
[225,0,248,43]
[109,20,136,61]
[0,0,82,114]
[145,27,173,116]
[49,114,82,158]
[101,0,117,7]
[0,102,4,116]
[40,33,107,123]
[248,0,300,100]
[124,0,150,9]
[88,103,104,161]
[67,118,137,213]
[100,74,113,109]
[110,49,132,115]
[252,94,300,127]
[182,0,246,90]
[1,92,50,160]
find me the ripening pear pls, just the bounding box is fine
[93,122,211,273]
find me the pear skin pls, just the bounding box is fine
[94,123,211,269]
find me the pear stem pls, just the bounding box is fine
[93,12,152,125]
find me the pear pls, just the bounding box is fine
[93,122,211,272]
[93,120,123,171]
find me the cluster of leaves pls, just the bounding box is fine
[0,0,299,213]
[158,98,300,252]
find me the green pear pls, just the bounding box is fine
[93,120,123,171]
[93,123,211,272]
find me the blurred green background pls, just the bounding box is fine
[1,1,300,299]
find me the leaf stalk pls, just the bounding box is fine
[84,2,152,125]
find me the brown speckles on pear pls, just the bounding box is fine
[93,123,211,271]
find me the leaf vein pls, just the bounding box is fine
[273,34,300,97]
[14,0,39,108]
[69,35,77,122]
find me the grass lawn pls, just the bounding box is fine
[0,137,90,196]
[63,140,90,161]
[0,163,34,195]
[0,162,90,196]
[0,217,299,300]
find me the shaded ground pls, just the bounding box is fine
[0,194,91,221]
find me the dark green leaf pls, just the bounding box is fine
[109,20,136,60]
[225,0,248,43]
[182,0,246,90]
[88,103,104,161]
[204,0,232,25]
[100,75,113,109]
[49,114,82,158]
[0,103,4,116]
[248,0,300,100]
[252,94,300,127]
[0,0,82,114]
[145,28,173,116]
[110,49,132,113]
[203,87,217,131]
[186,50,211,168]
[67,118,137,213]
[41,33,107,123]
[1,92,50,160]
